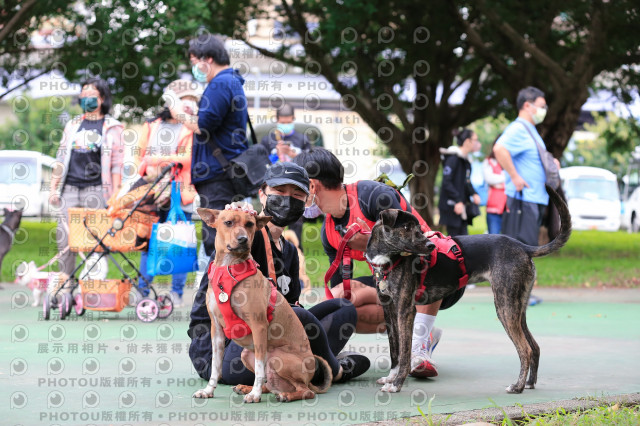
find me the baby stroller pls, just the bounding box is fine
[44,163,182,322]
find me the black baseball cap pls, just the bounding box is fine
[264,162,310,195]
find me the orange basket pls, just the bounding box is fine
[68,208,158,252]
[79,279,132,312]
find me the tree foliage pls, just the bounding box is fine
[1,0,639,224]
[565,112,640,177]
[0,96,79,157]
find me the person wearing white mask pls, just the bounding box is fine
[493,86,559,246]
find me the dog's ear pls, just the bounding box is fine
[379,209,400,228]
[197,208,220,228]
[255,215,272,230]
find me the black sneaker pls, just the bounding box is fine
[335,351,370,383]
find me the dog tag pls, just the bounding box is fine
[378,280,388,292]
[218,291,229,303]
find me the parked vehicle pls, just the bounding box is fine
[0,150,56,216]
[559,166,621,231]
[621,187,640,233]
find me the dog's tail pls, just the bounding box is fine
[308,355,332,394]
[526,185,572,258]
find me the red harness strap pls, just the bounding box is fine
[373,232,468,303]
[208,259,278,339]
[425,231,468,289]
[323,223,372,300]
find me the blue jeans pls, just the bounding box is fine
[486,213,503,235]
[138,209,192,297]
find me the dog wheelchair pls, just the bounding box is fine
[43,163,182,322]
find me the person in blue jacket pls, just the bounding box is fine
[169,34,249,258]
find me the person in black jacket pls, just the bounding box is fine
[438,128,482,236]
[188,162,370,386]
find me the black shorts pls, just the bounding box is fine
[349,275,465,310]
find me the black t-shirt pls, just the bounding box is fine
[321,180,404,286]
[65,118,104,188]
[207,226,301,304]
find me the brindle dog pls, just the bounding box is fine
[366,186,571,394]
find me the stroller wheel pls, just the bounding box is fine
[59,298,67,321]
[43,294,52,320]
[136,298,159,322]
[157,295,174,319]
[74,293,85,316]
[62,292,73,317]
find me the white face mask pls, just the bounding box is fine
[303,194,323,219]
[532,106,547,124]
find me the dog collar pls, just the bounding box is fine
[371,257,402,281]
[1,223,15,245]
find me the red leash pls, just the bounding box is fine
[323,223,371,300]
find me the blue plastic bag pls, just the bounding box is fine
[146,182,198,276]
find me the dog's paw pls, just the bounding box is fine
[243,392,262,403]
[380,383,400,393]
[192,389,214,398]
[274,392,289,402]
[505,384,523,394]
[376,376,392,385]
[525,383,535,389]
[232,385,252,395]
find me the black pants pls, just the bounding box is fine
[188,266,357,382]
[220,299,356,385]
[446,223,468,237]
[194,175,236,257]
[502,196,546,246]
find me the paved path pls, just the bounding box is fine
[1,285,639,425]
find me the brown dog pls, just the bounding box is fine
[193,202,331,403]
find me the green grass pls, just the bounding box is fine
[0,218,199,288]
[3,214,639,289]
[512,403,640,425]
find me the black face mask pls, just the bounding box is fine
[263,194,306,227]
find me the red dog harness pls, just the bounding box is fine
[207,259,278,339]
[371,232,468,302]
[324,182,431,300]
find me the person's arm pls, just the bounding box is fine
[493,144,529,191]
[284,240,301,303]
[50,123,70,205]
[347,182,404,252]
[322,222,344,287]
[109,124,124,194]
[172,111,200,134]
[441,156,462,202]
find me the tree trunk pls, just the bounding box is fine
[540,86,590,158]
[394,128,451,228]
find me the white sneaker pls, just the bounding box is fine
[410,327,442,378]
[169,291,183,308]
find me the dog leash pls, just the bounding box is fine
[323,222,371,300]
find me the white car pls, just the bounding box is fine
[0,150,56,216]
[621,187,640,233]
[560,166,621,232]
